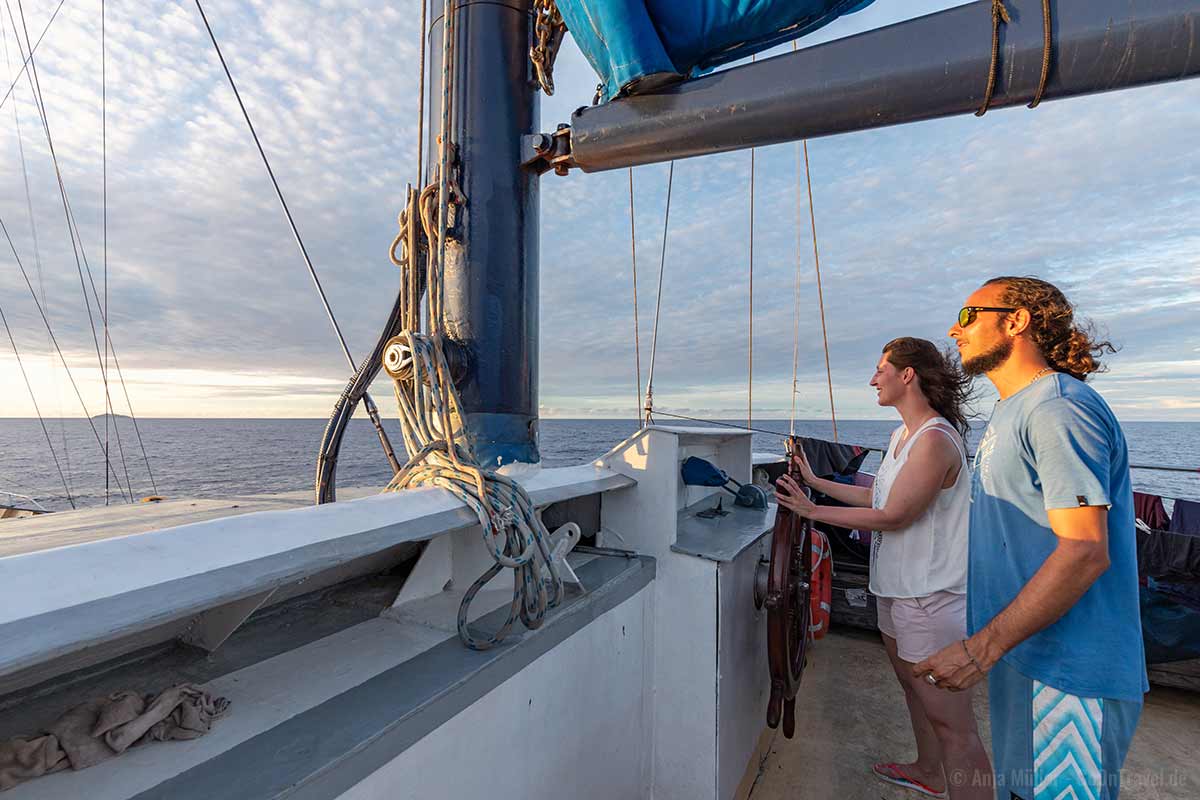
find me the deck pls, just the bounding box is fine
[747,628,1200,800]
[0,488,380,558]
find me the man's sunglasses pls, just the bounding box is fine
[957,306,1015,327]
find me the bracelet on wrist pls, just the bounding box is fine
[960,638,983,673]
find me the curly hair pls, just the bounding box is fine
[983,276,1116,381]
[882,337,975,438]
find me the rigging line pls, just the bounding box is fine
[0,0,63,113]
[9,0,135,501]
[8,0,134,500]
[26,170,155,495]
[192,0,354,368]
[12,115,152,492]
[624,167,643,419]
[650,410,889,453]
[642,160,674,425]
[1,7,72,497]
[1,215,131,499]
[5,3,140,497]
[801,140,838,442]
[415,0,427,189]
[192,0,400,476]
[432,0,456,328]
[0,301,75,508]
[748,144,754,429]
[748,54,755,430]
[103,0,109,504]
[790,141,803,436]
[789,41,802,438]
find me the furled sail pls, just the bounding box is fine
[556,0,875,101]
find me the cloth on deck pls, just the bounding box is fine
[1140,583,1200,663]
[1136,525,1200,584]
[0,684,229,792]
[798,436,869,479]
[1170,497,1200,535]
[1134,491,1170,530]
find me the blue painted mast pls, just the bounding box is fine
[426,0,541,467]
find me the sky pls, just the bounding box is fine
[0,0,1197,423]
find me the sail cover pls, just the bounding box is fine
[556,0,876,101]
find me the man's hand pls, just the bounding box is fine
[775,474,816,517]
[913,638,993,692]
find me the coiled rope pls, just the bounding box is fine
[383,0,570,650]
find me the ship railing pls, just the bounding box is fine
[0,464,634,695]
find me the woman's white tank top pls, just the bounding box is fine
[868,416,969,599]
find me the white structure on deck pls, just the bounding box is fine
[0,428,776,800]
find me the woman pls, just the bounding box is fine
[776,337,990,799]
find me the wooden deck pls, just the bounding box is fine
[747,628,1200,800]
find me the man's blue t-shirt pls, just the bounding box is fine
[968,373,1147,702]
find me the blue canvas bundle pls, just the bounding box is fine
[555,0,876,101]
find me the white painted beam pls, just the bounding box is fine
[0,466,634,680]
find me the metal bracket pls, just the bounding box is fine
[180,588,277,652]
[520,125,574,175]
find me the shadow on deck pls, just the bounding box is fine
[748,628,1200,800]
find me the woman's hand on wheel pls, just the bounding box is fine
[790,446,818,485]
[775,474,817,518]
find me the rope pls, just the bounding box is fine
[975,0,1009,116]
[1028,0,1053,108]
[381,0,571,651]
[747,55,755,429]
[102,0,110,504]
[7,0,134,501]
[790,143,803,436]
[383,334,567,650]
[6,1,153,494]
[12,0,137,502]
[801,141,838,441]
[748,144,755,429]
[976,1,1052,116]
[787,43,803,438]
[193,0,400,476]
[643,160,675,425]
[415,0,428,190]
[1,215,131,499]
[1,9,74,503]
[628,168,643,421]
[0,284,74,509]
[0,0,64,113]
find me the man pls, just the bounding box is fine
[915,276,1146,800]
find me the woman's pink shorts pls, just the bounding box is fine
[875,590,967,663]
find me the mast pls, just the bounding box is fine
[426,0,541,466]
[554,0,1200,172]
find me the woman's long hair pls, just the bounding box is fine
[882,337,975,439]
[984,276,1116,381]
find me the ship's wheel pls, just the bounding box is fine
[756,437,813,739]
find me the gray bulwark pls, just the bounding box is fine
[672,498,775,563]
[127,555,653,800]
[0,466,635,682]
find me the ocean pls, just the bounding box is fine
[1,417,1197,512]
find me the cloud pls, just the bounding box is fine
[0,0,1196,424]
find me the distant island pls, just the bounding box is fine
[91,413,134,421]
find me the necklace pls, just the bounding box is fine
[1003,366,1055,400]
[998,369,1056,407]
